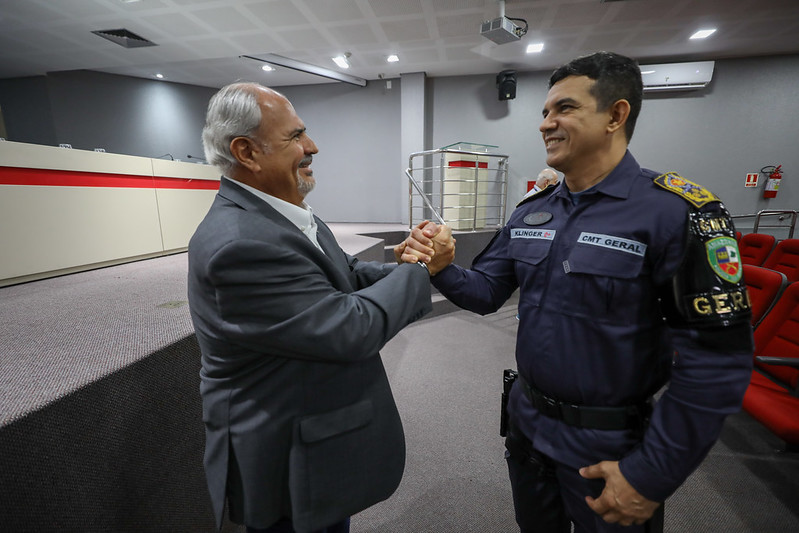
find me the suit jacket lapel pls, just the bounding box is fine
[218,178,354,289]
[315,218,352,278]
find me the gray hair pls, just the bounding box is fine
[202,82,266,174]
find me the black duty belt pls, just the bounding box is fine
[518,375,651,431]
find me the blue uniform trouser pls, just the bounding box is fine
[505,425,662,533]
[246,517,350,533]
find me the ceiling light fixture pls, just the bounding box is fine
[242,53,367,87]
[332,53,351,69]
[261,65,274,72]
[690,28,717,40]
[387,54,399,63]
[155,73,164,79]
[526,43,544,53]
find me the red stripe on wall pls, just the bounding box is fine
[447,161,488,168]
[0,166,220,190]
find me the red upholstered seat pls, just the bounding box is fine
[743,377,799,444]
[762,238,799,282]
[751,281,799,389]
[742,282,799,448]
[743,264,787,327]
[738,233,776,266]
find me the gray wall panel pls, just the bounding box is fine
[0,54,796,228]
[280,79,402,222]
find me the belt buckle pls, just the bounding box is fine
[539,394,560,418]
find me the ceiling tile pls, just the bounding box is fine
[369,0,424,18]
[327,23,380,45]
[190,6,260,32]
[245,0,309,27]
[300,0,366,23]
[430,0,485,12]
[274,28,332,49]
[551,2,608,28]
[381,18,430,42]
[228,32,285,53]
[436,13,482,38]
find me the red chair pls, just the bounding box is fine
[735,231,742,243]
[762,238,799,282]
[742,282,799,450]
[743,264,787,327]
[738,233,776,266]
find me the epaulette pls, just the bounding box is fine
[653,172,720,208]
[516,183,557,207]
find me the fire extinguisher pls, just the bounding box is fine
[762,164,783,199]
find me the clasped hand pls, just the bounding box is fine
[393,221,455,276]
[580,460,661,526]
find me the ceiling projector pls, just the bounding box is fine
[480,16,523,44]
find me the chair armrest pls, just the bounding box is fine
[756,356,799,367]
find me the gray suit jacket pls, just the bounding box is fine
[187,179,432,532]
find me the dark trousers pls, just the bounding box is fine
[246,517,350,533]
[505,426,663,533]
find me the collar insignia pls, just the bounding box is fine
[523,212,553,226]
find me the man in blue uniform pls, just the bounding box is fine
[397,52,753,532]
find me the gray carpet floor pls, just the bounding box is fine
[2,252,797,532]
[355,301,799,532]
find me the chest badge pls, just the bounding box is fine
[523,212,553,226]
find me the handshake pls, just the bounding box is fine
[393,221,456,276]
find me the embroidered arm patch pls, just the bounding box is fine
[654,172,720,208]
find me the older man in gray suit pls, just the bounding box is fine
[188,82,453,533]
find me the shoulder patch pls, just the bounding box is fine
[653,172,719,208]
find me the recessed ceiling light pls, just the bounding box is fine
[332,54,350,69]
[526,43,544,54]
[261,65,274,72]
[640,70,655,75]
[387,54,399,63]
[690,28,716,40]
[155,73,164,79]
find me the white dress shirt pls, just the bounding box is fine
[224,177,324,253]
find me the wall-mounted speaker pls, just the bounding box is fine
[497,70,517,101]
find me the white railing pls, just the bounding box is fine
[406,144,509,231]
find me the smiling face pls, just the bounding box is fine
[248,89,318,206]
[539,75,615,180]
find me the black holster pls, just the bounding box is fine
[500,368,519,437]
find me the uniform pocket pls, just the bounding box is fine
[558,243,648,323]
[508,231,555,265]
[567,243,645,279]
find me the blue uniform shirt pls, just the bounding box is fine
[432,151,753,501]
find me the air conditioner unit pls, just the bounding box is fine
[640,61,715,92]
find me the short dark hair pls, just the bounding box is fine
[549,51,643,142]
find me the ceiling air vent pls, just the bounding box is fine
[91,28,157,48]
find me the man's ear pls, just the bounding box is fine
[230,137,260,172]
[607,99,630,135]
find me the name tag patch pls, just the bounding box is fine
[578,232,647,257]
[511,228,556,240]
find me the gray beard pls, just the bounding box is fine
[297,175,315,197]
